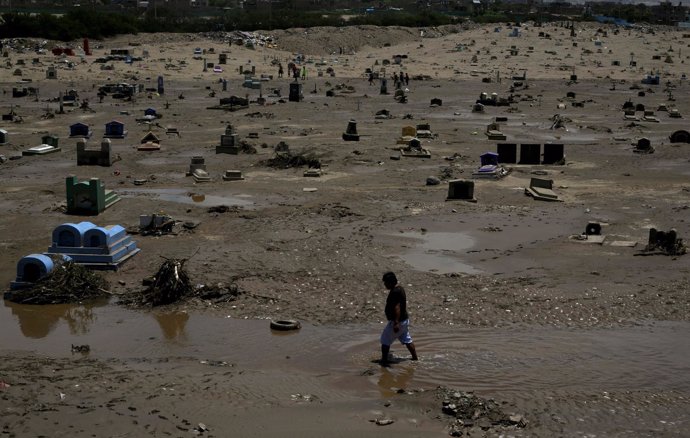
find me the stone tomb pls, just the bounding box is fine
[187,156,212,182]
[65,176,120,215]
[104,120,127,139]
[416,123,433,139]
[497,143,517,163]
[343,120,360,141]
[46,66,57,79]
[46,221,140,270]
[542,143,565,164]
[10,254,68,290]
[519,143,541,164]
[447,180,476,201]
[397,126,417,144]
[400,138,431,158]
[525,178,562,202]
[634,137,654,154]
[216,125,239,154]
[69,122,93,139]
[485,122,506,140]
[77,138,113,166]
[473,152,509,179]
[23,134,61,156]
[222,170,244,181]
[138,131,161,151]
[289,82,303,102]
[670,130,690,143]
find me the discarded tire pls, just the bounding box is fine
[270,319,301,331]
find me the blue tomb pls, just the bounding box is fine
[46,221,140,270]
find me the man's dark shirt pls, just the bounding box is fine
[385,285,409,322]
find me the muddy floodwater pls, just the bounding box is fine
[3,300,688,394]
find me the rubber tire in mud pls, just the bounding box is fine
[270,319,301,331]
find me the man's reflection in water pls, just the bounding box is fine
[8,301,99,339]
[153,311,189,340]
[377,364,416,398]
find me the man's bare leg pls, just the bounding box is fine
[381,344,391,365]
[405,342,418,361]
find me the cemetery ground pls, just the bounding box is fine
[0,23,689,436]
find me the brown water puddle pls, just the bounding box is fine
[2,300,689,396]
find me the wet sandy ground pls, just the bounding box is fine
[1,303,690,437]
[1,22,690,436]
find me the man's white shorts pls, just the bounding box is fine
[380,319,413,346]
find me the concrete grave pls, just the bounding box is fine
[104,120,127,139]
[447,180,476,201]
[77,138,113,166]
[525,177,562,202]
[669,130,690,143]
[186,156,207,176]
[139,131,161,151]
[46,66,57,79]
[42,135,59,147]
[303,168,322,177]
[0,128,8,145]
[47,221,140,270]
[69,122,93,138]
[497,143,517,163]
[519,143,541,164]
[65,176,120,215]
[217,124,239,154]
[10,253,70,290]
[430,98,442,107]
[634,137,654,154]
[222,170,245,181]
[23,143,61,156]
[397,126,417,144]
[343,120,360,141]
[643,111,660,123]
[486,122,506,140]
[645,228,687,255]
[192,169,211,183]
[473,152,510,179]
[416,123,433,139]
[400,137,431,158]
[289,82,303,102]
[542,143,565,164]
[472,103,485,113]
[669,109,682,118]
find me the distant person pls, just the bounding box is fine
[380,271,418,366]
[278,63,284,78]
[404,73,410,86]
[368,72,374,85]
[301,65,307,80]
[393,72,399,84]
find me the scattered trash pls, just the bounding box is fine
[71,344,91,354]
[270,319,301,331]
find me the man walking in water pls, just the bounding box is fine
[380,271,418,365]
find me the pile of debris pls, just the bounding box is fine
[436,387,527,436]
[238,140,257,154]
[3,261,109,305]
[121,258,241,307]
[643,228,687,256]
[263,142,320,169]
